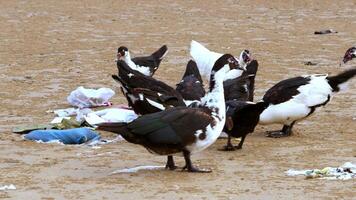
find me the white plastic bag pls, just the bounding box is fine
[67,87,115,108]
[94,108,138,123]
[84,108,138,125]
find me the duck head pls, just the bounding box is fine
[342,47,356,64]
[117,46,129,61]
[210,54,241,91]
[238,49,252,71]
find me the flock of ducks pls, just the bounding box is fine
[97,43,356,173]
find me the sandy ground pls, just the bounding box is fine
[0,0,355,199]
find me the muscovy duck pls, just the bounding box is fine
[97,54,240,172]
[259,69,356,137]
[113,60,185,115]
[190,40,252,81]
[176,60,205,105]
[117,45,168,76]
[221,100,269,151]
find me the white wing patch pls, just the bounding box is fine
[146,98,165,110]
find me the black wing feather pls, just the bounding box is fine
[127,107,213,145]
[263,76,311,104]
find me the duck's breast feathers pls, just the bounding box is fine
[127,107,214,146]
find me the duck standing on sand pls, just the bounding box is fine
[97,54,242,172]
[259,69,356,137]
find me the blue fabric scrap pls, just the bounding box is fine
[25,128,100,144]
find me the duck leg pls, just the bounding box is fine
[235,135,246,149]
[182,150,211,173]
[165,156,178,170]
[266,122,295,138]
[220,135,236,151]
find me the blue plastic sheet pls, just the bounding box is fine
[25,128,100,144]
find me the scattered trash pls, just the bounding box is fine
[84,113,106,125]
[88,135,124,147]
[286,162,355,180]
[0,184,16,191]
[50,117,71,124]
[24,128,100,145]
[54,108,92,118]
[111,165,165,174]
[92,108,138,123]
[52,118,87,130]
[314,29,338,35]
[304,61,318,66]
[12,124,54,134]
[67,86,115,108]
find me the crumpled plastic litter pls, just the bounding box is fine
[67,86,115,108]
[286,162,356,180]
[52,117,86,130]
[54,107,92,118]
[111,165,165,174]
[52,108,138,126]
[92,108,138,123]
[12,124,54,134]
[0,184,16,191]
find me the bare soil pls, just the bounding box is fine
[0,0,355,199]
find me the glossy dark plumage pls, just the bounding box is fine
[223,60,258,102]
[97,107,213,154]
[114,60,185,115]
[176,60,205,101]
[263,76,310,105]
[223,75,253,101]
[222,101,269,150]
[100,54,240,172]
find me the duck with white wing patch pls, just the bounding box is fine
[259,68,356,138]
[117,45,168,77]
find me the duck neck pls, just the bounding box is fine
[124,52,137,68]
[202,70,226,118]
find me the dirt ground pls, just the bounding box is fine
[0,0,355,199]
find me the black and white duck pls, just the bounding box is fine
[259,69,356,138]
[222,59,258,102]
[113,60,185,115]
[117,45,168,76]
[176,60,205,105]
[221,100,269,151]
[97,54,240,172]
[190,40,252,81]
[342,46,356,64]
